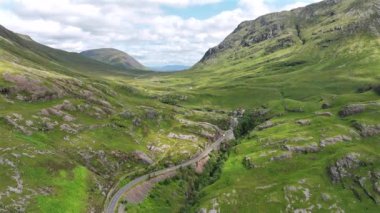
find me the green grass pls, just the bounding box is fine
[35,167,89,213]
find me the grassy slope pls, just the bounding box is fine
[121,1,380,211]
[0,28,214,212]
[1,0,380,212]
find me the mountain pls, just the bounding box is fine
[197,0,380,66]
[80,48,145,70]
[0,25,132,75]
[1,0,380,212]
[150,65,190,72]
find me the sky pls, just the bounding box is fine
[0,0,321,66]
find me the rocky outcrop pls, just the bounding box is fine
[353,123,380,137]
[329,153,361,183]
[168,132,198,142]
[2,73,64,101]
[283,144,320,154]
[320,135,352,147]
[338,104,366,117]
[4,113,32,135]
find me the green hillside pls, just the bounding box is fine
[1,0,380,212]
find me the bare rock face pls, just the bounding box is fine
[353,122,380,137]
[132,151,153,165]
[320,135,352,147]
[338,104,366,117]
[329,153,361,183]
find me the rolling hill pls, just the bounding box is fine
[80,48,145,70]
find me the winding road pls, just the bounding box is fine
[105,129,235,213]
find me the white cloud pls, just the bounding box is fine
[0,0,321,66]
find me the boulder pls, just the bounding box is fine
[63,114,76,122]
[145,108,158,120]
[321,102,331,109]
[56,100,76,111]
[270,152,292,161]
[132,151,153,165]
[133,118,142,126]
[60,124,78,134]
[339,104,366,117]
[315,111,333,117]
[257,120,276,130]
[320,135,352,147]
[25,120,34,127]
[296,119,311,126]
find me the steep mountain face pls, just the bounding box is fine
[80,48,145,70]
[198,0,380,64]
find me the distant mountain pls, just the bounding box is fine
[150,65,190,72]
[80,48,145,70]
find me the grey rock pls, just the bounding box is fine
[353,123,380,137]
[145,108,158,120]
[243,156,255,169]
[132,151,153,165]
[133,118,142,126]
[321,193,331,201]
[120,110,134,119]
[320,135,352,147]
[329,153,361,183]
[60,124,78,134]
[315,111,333,117]
[296,119,311,126]
[339,104,366,117]
[229,117,239,129]
[271,152,292,161]
[283,144,320,153]
[168,132,198,142]
[321,102,331,109]
[257,120,276,130]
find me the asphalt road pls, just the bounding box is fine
[105,129,234,213]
